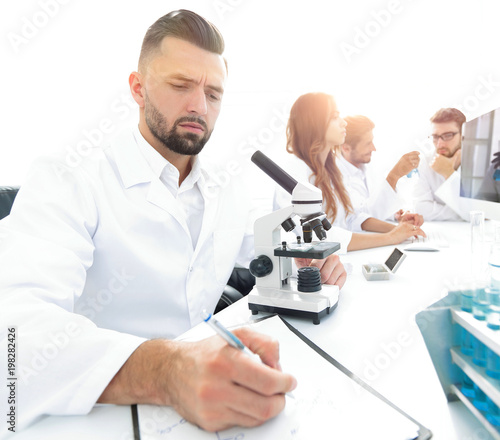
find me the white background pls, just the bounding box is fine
[1,0,500,188]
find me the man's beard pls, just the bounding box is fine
[144,94,212,156]
[352,152,371,165]
[440,143,461,158]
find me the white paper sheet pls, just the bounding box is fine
[137,315,421,440]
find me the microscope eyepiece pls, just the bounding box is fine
[251,150,298,194]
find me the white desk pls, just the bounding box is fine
[11,221,497,440]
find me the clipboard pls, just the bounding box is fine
[131,315,432,439]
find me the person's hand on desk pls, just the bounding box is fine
[394,210,424,227]
[387,221,426,244]
[98,329,297,432]
[294,253,347,288]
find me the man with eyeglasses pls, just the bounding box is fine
[413,108,467,221]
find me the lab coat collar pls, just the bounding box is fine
[339,155,366,178]
[133,124,168,180]
[109,127,219,192]
[110,129,155,189]
[108,127,223,232]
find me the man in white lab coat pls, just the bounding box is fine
[338,115,422,223]
[0,10,346,433]
[412,108,467,221]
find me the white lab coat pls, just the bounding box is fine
[0,129,251,430]
[336,155,402,221]
[412,154,466,221]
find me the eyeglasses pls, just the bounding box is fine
[429,132,459,143]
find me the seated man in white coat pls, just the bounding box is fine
[337,115,423,224]
[0,10,346,433]
[412,108,467,221]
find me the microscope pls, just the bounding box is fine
[247,151,341,324]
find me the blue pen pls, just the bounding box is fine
[202,310,262,363]
[202,310,295,398]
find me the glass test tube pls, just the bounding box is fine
[486,397,500,428]
[473,337,487,367]
[472,283,489,321]
[486,348,500,380]
[473,384,489,412]
[487,288,500,330]
[461,370,476,399]
[460,327,474,357]
[460,281,474,313]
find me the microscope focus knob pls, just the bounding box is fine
[249,255,273,278]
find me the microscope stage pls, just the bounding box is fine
[247,282,339,325]
[274,241,340,259]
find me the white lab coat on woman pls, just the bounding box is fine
[0,128,252,430]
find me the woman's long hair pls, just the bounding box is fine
[286,92,352,222]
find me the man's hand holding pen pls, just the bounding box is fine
[98,330,297,432]
[164,328,297,432]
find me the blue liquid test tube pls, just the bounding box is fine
[487,288,500,330]
[486,348,500,380]
[460,327,474,357]
[460,282,474,313]
[473,384,489,412]
[461,370,476,399]
[472,284,488,321]
[486,397,500,428]
[473,337,487,367]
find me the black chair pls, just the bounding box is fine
[0,186,19,220]
[215,267,255,313]
[0,185,251,313]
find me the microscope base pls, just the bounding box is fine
[247,284,339,325]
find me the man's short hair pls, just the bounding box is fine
[138,9,225,72]
[343,115,375,147]
[430,108,466,131]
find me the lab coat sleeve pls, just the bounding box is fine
[365,180,401,221]
[434,171,469,221]
[325,226,352,255]
[412,161,462,221]
[0,156,146,430]
[344,209,371,232]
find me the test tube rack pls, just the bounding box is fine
[417,291,500,439]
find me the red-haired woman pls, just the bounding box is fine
[275,92,425,251]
